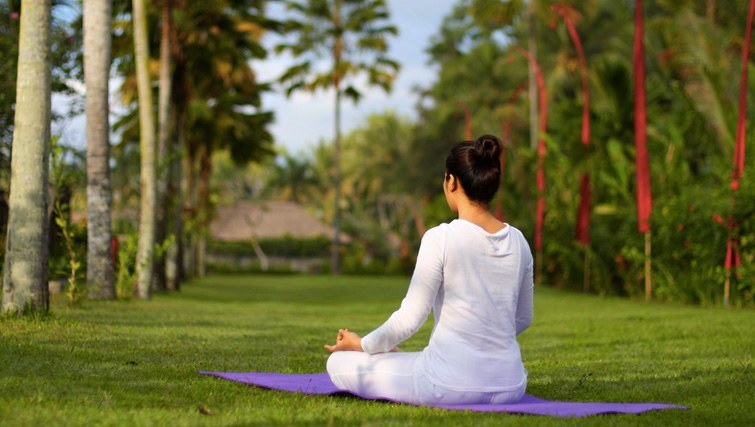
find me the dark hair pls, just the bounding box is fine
[445,134,502,205]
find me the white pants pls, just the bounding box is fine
[326,351,526,406]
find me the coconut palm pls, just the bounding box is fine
[340,112,418,258]
[84,0,116,299]
[131,0,157,299]
[276,0,399,274]
[112,0,276,281]
[153,0,173,291]
[176,1,275,278]
[2,0,52,314]
[267,152,320,204]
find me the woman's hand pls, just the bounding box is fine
[324,329,363,352]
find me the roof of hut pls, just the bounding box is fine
[209,200,345,242]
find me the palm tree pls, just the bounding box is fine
[178,1,275,277]
[154,0,173,291]
[551,3,592,291]
[340,112,418,258]
[84,0,116,299]
[2,0,52,314]
[723,0,754,305]
[112,1,276,281]
[276,0,400,274]
[268,152,319,204]
[132,0,157,299]
[191,94,274,274]
[633,0,652,300]
[165,0,186,290]
[527,0,539,152]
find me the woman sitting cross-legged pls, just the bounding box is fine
[324,134,534,406]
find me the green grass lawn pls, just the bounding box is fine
[1,275,753,426]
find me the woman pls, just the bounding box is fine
[324,135,534,405]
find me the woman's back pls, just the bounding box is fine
[421,219,534,392]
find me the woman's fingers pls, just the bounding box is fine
[325,328,354,352]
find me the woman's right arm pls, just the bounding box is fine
[359,227,445,354]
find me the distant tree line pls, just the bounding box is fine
[1,0,753,314]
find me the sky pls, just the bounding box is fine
[55,0,457,155]
[257,0,456,154]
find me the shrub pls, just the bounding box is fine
[208,235,330,258]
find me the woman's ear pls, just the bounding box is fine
[448,174,458,192]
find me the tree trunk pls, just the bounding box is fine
[165,107,184,291]
[196,146,211,278]
[707,0,715,23]
[2,0,52,314]
[84,0,115,299]
[331,82,342,275]
[331,0,342,275]
[153,0,173,292]
[183,140,198,278]
[633,0,653,297]
[132,0,156,299]
[527,0,538,150]
[166,0,186,291]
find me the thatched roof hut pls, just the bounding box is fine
[209,200,347,242]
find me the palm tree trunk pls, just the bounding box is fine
[183,140,198,278]
[165,107,184,291]
[633,0,652,300]
[166,0,186,290]
[462,103,472,140]
[84,0,115,299]
[132,0,157,299]
[553,5,592,291]
[707,0,715,23]
[332,83,342,275]
[196,146,211,278]
[527,0,538,151]
[518,47,547,286]
[153,0,173,292]
[723,0,755,305]
[2,0,52,314]
[331,0,342,275]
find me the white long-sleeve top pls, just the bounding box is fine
[361,219,534,392]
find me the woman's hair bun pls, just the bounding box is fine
[445,134,503,204]
[473,134,502,165]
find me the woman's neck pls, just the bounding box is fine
[457,202,505,234]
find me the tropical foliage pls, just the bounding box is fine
[276,0,400,273]
[1,0,752,310]
[0,0,80,188]
[269,0,753,305]
[415,0,754,305]
[110,0,277,288]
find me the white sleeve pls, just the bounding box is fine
[515,252,534,335]
[361,227,445,354]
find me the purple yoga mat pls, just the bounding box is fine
[199,371,687,417]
